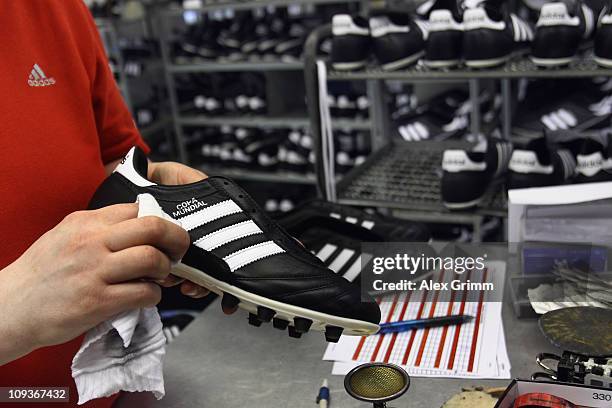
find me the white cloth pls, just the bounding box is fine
[71,194,178,404]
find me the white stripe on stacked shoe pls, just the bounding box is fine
[414,19,430,39]
[399,122,430,141]
[510,14,533,42]
[540,109,577,130]
[583,4,595,38]
[329,212,376,229]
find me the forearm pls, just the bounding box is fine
[0,263,38,366]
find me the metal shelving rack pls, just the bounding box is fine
[96,19,133,113]
[156,0,366,185]
[166,61,304,73]
[96,11,175,149]
[176,114,370,129]
[303,25,612,241]
[161,0,362,14]
[326,58,612,81]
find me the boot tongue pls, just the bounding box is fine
[113,146,155,187]
[130,146,150,178]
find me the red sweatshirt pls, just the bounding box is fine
[0,1,149,406]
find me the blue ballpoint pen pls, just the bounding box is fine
[316,379,329,408]
[378,315,473,334]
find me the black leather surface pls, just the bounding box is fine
[331,34,370,64]
[532,26,582,59]
[595,24,612,59]
[371,24,425,65]
[278,199,431,242]
[425,30,463,62]
[463,28,513,61]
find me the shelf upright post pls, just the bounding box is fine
[304,25,333,199]
[157,10,189,164]
[98,19,134,115]
[360,0,390,151]
[501,78,512,140]
[468,79,481,137]
[367,80,391,151]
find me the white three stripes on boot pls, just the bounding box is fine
[224,241,285,272]
[343,254,372,282]
[315,244,371,283]
[177,199,286,271]
[328,249,355,272]
[177,200,242,231]
[316,243,338,262]
[194,220,262,251]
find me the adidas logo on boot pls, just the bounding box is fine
[422,0,464,68]
[463,1,533,68]
[574,136,612,183]
[441,139,512,209]
[531,0,595,66]
[507,136,576,189]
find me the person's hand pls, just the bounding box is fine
[148,160,207,186]
[148,161,238,314]
[0,204,189,364]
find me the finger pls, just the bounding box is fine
[104,246,172,283]
[179,167,207,184]
[180,281,210,298]
[150,162,207,185]
[104,216,190,261]
[105,281,162,313]
[156,275,185,288]
[91,203,139,224]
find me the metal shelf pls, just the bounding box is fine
[162,0,360,14]
[200,166,317,184]
[332,117,371,130]
[177,115,370,130]
[337,142,507,218]
[178,115,309,128]
[327,57,612,82]
[168,61,304,73]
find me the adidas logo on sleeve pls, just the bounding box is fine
[27,63,56,87]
